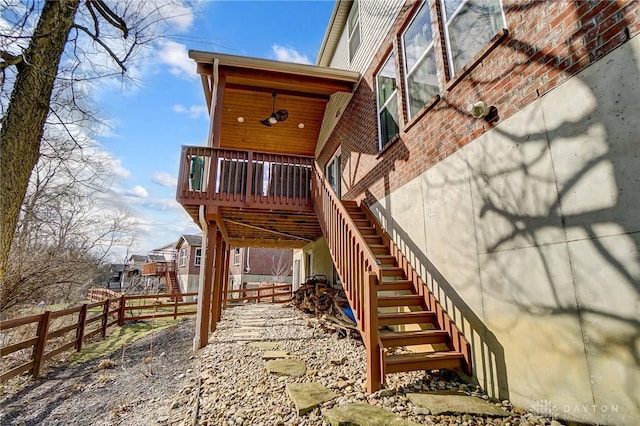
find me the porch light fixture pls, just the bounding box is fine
[468,100,499,123]
[298,123,305,129]
[237,116,244,123]
[260,93,289,127]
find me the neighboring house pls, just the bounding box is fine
[142,245,177,292]
[227,247,293,292]
[179,2,640,425]
[175,234,203,295]
[106,264,125,290]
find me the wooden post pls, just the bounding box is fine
[32,311,51,378]
[76,304,88,352]
[221,243,230,310]
[118,295,126,326]
[174,296,179,320]
[364,271,381,393]
[195,220,216,349]
[210,229,224,329]
[245,150,254,206]
[257,286,262,304]
[101,299,109,338]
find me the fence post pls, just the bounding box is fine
[118,295,126,326]
[101,299,109,338]
[257,286,261,304]
[174,296,179,320]
[76,304,88,352]
[32,311,51,378]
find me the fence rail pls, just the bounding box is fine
[226,283,292,304]
[0,290,198,382]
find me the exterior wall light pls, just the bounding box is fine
[237,116,244,123]
[468,101,499,123]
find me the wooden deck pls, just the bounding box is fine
[177,146,321,248]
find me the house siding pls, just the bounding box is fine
[316,1,640,424]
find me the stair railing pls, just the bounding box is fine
[359,201,473,374]
[312,163,382,392]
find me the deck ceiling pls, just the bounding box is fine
[191,51,360,156]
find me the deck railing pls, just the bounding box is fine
[312,162,382,392]
[177,146,314,210]
[142,261,175,276]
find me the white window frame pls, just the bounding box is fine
[402,2,440,120]
[179,248,187,267]
[234,248,241,266]
[347,0,361,62]
[194,248,202,266]
[376,53,400,150]
[325,149,342,198]
[440,0,506,75]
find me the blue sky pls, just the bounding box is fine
[94,1,335,257]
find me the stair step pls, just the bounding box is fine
[384,351,464,374]
[378,295,424,307]
[379,330,450,348]
[375,255,396,265]
[353,219,371,227]
[377,280,413,291]
[364,235,383,244]
[369,244,388,255]
[358,227,377,235]
[381,266,404,277]
[378,310,436,326]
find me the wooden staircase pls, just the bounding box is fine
[341,201,469,380]
[312,163,471,392]
[166,269,183,302]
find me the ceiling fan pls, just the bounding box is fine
[260,93,288,127]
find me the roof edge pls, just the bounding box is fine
[189,50,359,83]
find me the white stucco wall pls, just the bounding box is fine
[369,36,640,425]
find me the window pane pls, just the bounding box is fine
[348,0,359,35]
[444,0,504,73]
[403,3,433,72]
[407,50,439,118]
[377,54,397,106]
[380,92,399,147]
[349,22,361,61]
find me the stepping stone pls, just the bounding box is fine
[266,358,306,377]
[250,341,278,350]
[407,392,511,416]
[286,382,337,415]
[262,350,289,360]
[323,402,416,425]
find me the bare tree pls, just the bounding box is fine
[0,0,188,280]
[270,250,291,283]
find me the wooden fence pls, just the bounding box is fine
[226,283,293,304]
[0,290,197,382]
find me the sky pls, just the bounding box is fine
[91,0,336,258]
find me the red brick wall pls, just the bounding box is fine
[319,0,639,203]
[227,247,293,277]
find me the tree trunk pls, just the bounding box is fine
[0,0,81,281]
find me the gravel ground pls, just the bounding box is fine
[167,304,559,426]
[1,304,560,426]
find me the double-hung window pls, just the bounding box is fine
[347,0,361,61]
[441,0,506,75]
[194,248,202,266]
[326,151,341,198]
[376,54,400,149]
[402,2,440,120]
[179,248,187,267]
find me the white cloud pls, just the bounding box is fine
[158,1,195,32]
[272,45,311,64]
[173,104,208,119]
[152,172,178,187]
[157,40,196,78]
[125,185,149,198]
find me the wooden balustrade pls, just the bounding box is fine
[141,261,175,276]
[225,283,293,304]
[177,146,314,210]
[312,163,382,391]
